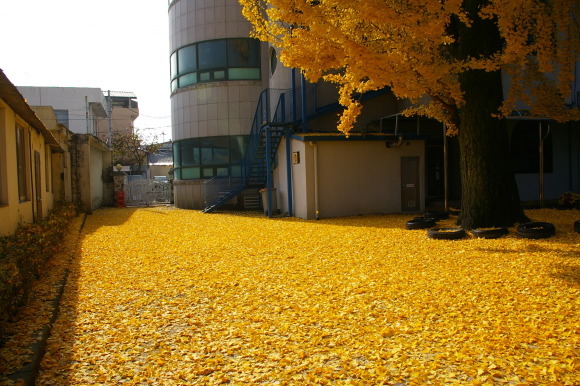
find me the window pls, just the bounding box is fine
[198,40,227,70]
[173,135,249,180]
[270,48,278,75]
[170,52,178,80]
[170,38,261,90]
[227,39,260,67]
[45,148,51,192]
[510,120,553,173]
[0,108,7,205]
[16,125,30,201]
[54,110,69,128]
[178,44,197,74]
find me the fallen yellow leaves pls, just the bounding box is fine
[6,207,580,384]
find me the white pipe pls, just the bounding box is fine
[309,141,319,219]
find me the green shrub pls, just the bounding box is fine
[0,202,78,343]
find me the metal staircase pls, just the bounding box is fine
[202,89,292,213]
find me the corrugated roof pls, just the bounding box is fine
[0,69,60,148]
[104,91,137,98]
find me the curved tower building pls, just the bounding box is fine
[169,0,267,209]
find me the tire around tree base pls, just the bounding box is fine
[516,222,556,239]
[406,217,437,230]
[472,227,509,239]
[427,228,466,240]
[424,211,450,220]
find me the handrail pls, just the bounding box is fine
[203,88,293,212]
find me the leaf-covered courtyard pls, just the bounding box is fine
[5,207,580,384]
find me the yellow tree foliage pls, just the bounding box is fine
[240,0,579,135]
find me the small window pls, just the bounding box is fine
[270,48,278,75]
[16,125,30,201]
[45,149,51,192]
[228,68,261,80]
[54,110,69,128]
[179,73,197,88]
[199,72,211,82]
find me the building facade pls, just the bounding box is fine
[169,0,268,208]
[0,70,62,235]
[169,2,580,219]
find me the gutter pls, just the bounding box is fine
[309,141,319,219]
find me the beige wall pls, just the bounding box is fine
[72,134,112,212]
[96,106,138,141]
[275,137,425,220]
[150,165,172,179]
[32,106,74,204]
[0,100,57,235]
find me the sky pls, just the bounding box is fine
[0,0,171,143]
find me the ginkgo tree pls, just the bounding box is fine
[240,0,579,228]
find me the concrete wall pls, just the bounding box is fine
[72,134,111,212]
[90,146,104,209]
[17,86,106,135]
[173,180,204,209]
[96,106,139,141]
[275,137,425,220]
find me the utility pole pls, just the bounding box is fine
[107,90,112,146]
[85,96,89,134]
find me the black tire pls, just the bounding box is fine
[428,227,466,240]
[406,217,437,230]
[516,222,555,239]
[424,211,450,220]
[472,227,509,239]
[574,220,580,233]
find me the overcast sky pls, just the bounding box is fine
[0,0,171,143]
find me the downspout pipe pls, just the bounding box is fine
[301,73,308,133]
[291,68,297,123]
[285,127,294,217]
[266,125,273,218]
[309,141,319,219]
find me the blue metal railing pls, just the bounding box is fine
[202,88,292,213]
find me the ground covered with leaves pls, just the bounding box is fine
[3,207,579,384]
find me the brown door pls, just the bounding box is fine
[401,156,420,212]
[34,151,42,220]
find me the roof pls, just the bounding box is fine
[148,142,173,165]
[0,69,60,148]
[290,132,427,142]
[104,91,137,99]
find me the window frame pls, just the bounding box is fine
[170,38,261,90]
[173,135,249,180]
[15,124,31,202]
[0,108,7,205]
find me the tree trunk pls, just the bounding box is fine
[457,69,528,229]
[455,0,528,229]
